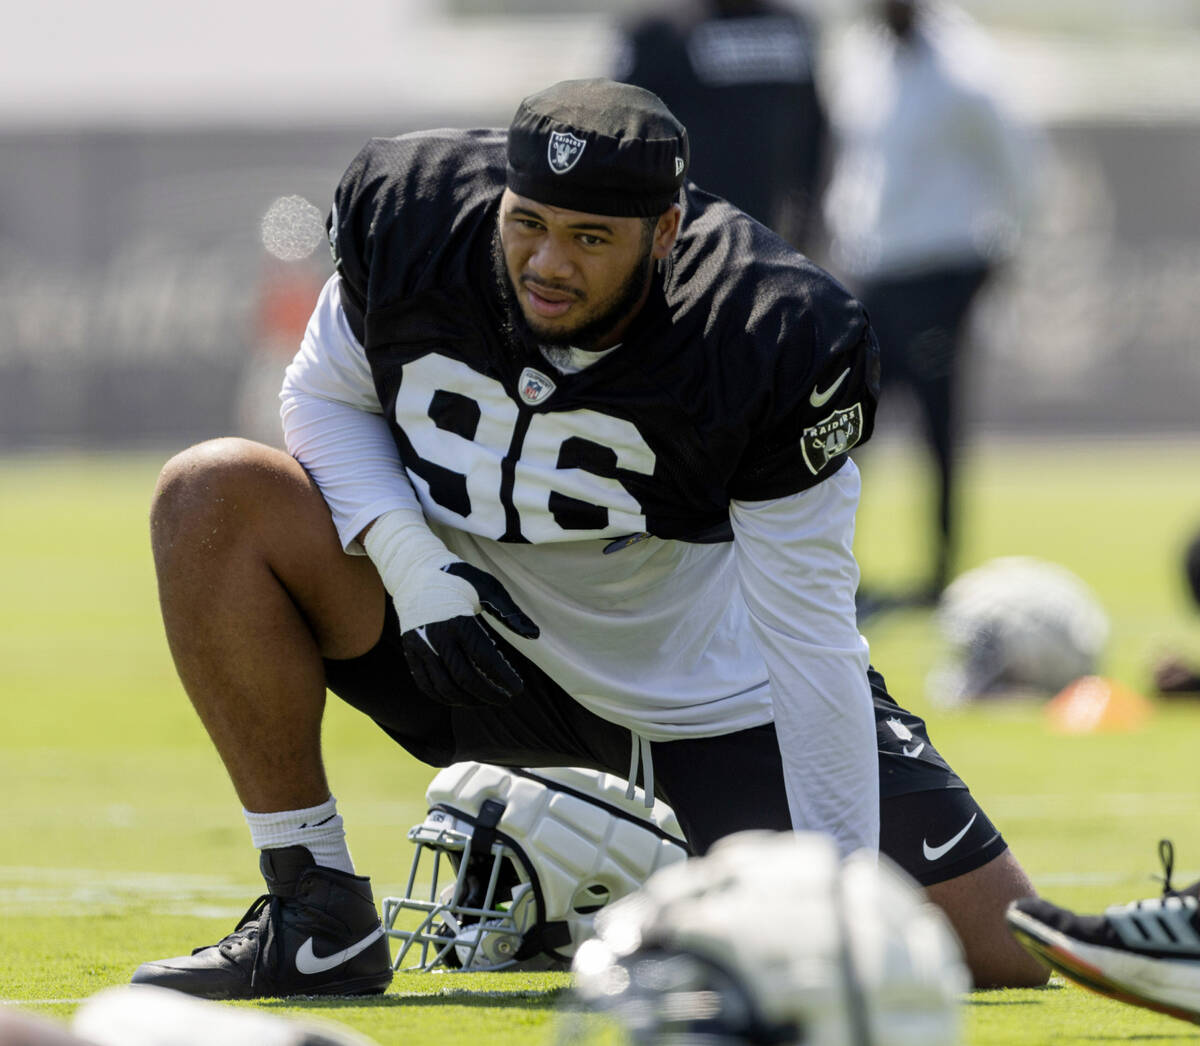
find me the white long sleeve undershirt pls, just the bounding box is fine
[733,471,878,854]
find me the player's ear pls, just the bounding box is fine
[651,205,682,259]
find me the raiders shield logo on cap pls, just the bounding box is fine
[547,131,586,174]
[801,403,864,474]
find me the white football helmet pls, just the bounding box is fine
[567,831,968,1046]
[930,555,1109,705]
[382,762,690,972]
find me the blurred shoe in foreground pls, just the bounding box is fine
[0,984,379,1046]
[74,984,380,1046]
[1006,840,1200,1025]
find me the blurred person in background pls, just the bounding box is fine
[1153,525,1200,694]
[612,0,829,251]
[823,0,1037,614]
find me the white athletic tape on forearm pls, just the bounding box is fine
[362,507,479,631]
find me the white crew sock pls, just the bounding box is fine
[243,795,355,875]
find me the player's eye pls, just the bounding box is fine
[577,234,604,247]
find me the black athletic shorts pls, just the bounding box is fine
[324,602,1006,885]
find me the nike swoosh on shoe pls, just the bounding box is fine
[294,926,386,976]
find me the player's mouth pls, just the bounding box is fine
[521,278,582,319]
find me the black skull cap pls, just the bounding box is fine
[506,78,689,218]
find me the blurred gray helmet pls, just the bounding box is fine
[567,830,967,1046]
[929,556,1109,705]
[382,762,689,972]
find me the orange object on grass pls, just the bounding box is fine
[1045,676,1152,734]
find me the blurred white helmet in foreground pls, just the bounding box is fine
[567,830,967,1046]
[929,556,1109,706]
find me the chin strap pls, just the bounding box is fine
[468,799,505,856]
[625,732,655,808]
[514,920,572,962]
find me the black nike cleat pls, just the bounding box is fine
[1006,841,1200,1025]
[132,846,393,999]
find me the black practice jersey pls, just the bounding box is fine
[328,129,878,547]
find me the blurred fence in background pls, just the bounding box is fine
[0,1,1196,448]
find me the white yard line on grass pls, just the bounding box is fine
[1,990,563,1007]
[0,866,255,917]
[989,792,1197,818]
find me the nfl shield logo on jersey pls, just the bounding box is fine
[801,403,864,474]
[518,366,557,405]
[547,131,586,174]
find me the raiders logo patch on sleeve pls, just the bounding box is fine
[801,403,864,474]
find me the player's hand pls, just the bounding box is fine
[398,562,540,707]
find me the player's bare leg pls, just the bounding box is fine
[150,436,386,812]
[140,436,392,999]
[926,848,1050,988]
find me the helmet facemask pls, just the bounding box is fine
[568,944,785,1046]
[383,799,549,972]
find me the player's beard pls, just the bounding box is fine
[490,225,655,354]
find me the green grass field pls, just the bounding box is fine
[3,438,1200,1044]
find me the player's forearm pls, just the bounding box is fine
[731,463,878,855]
[757,640,878,856]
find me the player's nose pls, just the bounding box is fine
[527,234,575,281]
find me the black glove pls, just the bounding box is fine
[400,563,540,708]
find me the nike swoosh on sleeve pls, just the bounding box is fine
[922,813,978,862]
[809,367,850,408]
[294,926,385,975]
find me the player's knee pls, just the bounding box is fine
[922,851,1051,988]
[150,438,286,560]
[969,946,1051,989]
[1009,954,1051,988]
